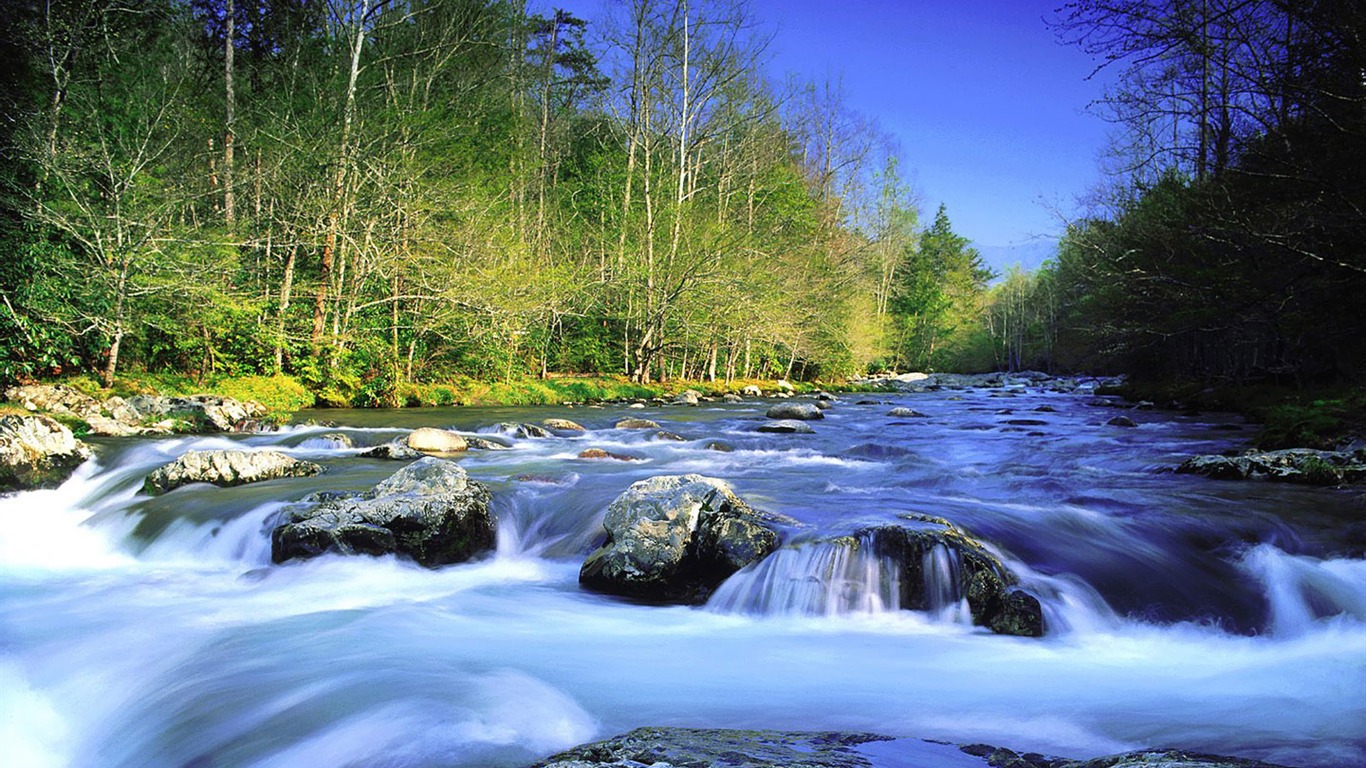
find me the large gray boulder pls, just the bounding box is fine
[1178,448,1366,485]
[272,457,495,568]
[858,515,1044,637]
[580,474,780,603]
[766,402,824,420]
[0,415,93,492]
[143,449,322,495]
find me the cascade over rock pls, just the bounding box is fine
[143,449,322,495]
[858,516,1044,636]
[579,474,780,603]
[271,457,494,568]
[0,415,93,491]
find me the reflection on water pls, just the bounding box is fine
[2,386,1364,767]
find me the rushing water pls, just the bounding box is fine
[2,385,1364,768]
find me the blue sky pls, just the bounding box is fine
[553,0,1111,271]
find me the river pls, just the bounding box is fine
[2,383,1364,767]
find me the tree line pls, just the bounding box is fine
[990,0,1366,387]
[0,0,1001,403]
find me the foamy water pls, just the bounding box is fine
[1,390,1363,767]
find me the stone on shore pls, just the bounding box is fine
[0,415,94,492]
[1178,447,1366,485]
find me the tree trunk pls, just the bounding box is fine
[224,0,236,227]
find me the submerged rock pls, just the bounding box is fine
[766,402,824,420]
[1106,415,1138,428]
[1178,448,1366,485]
[577,448,640,462]
[406,427,468,453]
[859,515,1044,637]
[143,449,322,495]
[0,415,93,492]
[579,474,780,603]
[272,457,494,568]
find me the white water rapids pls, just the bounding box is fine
[1,387,1363,767]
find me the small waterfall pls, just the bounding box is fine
[707,537,900,616]
[1240,544,1366,636]
[922,543,972,624]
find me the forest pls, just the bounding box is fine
[0,0,1362,408]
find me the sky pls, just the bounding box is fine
[553,0,1113,272]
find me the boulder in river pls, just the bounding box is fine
[406,427,468,453]
[577,448,641,462]
[272,457,494,568]
[1106,415,1138,428]
[887,407,928,418]
[614,417,660,430]
[0,415,93,492]
[858,515,1044,637]
[741,385,762,397]
[579,474,780,603]
[1177,448,1366,485]
[143,449,322,495]
[671,389,702,405]
[361,442,424,460]
[757,419,815,434]
[765,402,824,420]
[542,418,586,432]
[529,727,1294,768]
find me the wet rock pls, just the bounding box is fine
[1177,448,1366,485]
[1005,419,1049,427]
[816,391,838,401]
[815,399,833,410]
[650,429,687,442]
[577,448,641,462]
[1106,415,1138,428]
[705,440,734,452]
[465,435,513,450]
[0,415,94,492]
[361,442,424,460]
[317,432,354,448]
[741,385,763,397]
[529,728,1294,768]
[272,457,494,568]
[887,407,928,418]
[143,449,322,495]
[614,418,660,430]
[579,474,780,603]
[757,419,815,434]
[858,515,1045,637]
[722,393,743,403]
[1034,405,1057,412]
[530,727,893,768]
[766,402,824,420]
[406,427,468,453]
[542,418,586,432]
